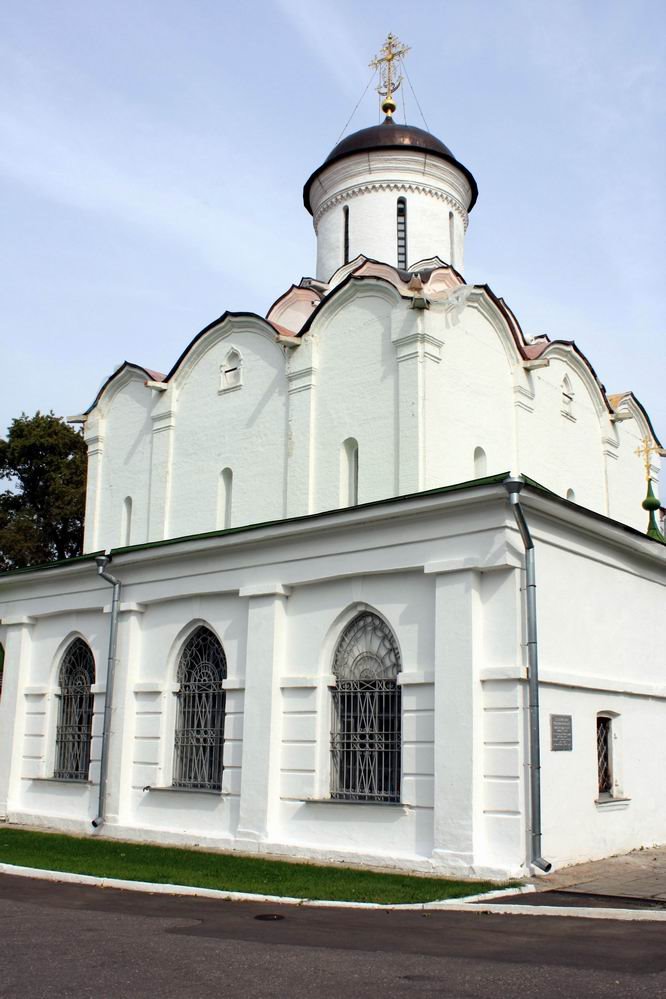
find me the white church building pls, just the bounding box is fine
[0,39,664,880]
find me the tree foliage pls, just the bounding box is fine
[0,412,86,572]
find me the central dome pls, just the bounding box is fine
[303,118,478,214]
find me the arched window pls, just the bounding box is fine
[473,446,487,478]
[173,626,227,790]
[220,348,243,392]
[343,205,350,265]
[330,612,402,802]
[340,438,359,507]
[566,488,576,502]
[54,638,95,781]
[396,197,407,270]
[218,467,233,529]
[121,496,132,547]
[561,375,574,419]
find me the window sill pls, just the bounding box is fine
[30,777,93,786]
[301,797,410,811]
[595,796,631,810]
[144,785,228,797]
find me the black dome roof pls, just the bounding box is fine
[303,118,478,214]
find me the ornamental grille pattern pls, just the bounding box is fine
[173,627,226,791]
[597,716,612,795]
[54,638,95,781]
[331,613,401,803]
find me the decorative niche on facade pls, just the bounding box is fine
[219,348,243,393]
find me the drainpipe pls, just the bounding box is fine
[503,476,551,873]
[92,554,121,829]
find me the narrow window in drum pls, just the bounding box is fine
[396,198,407,270]
[343,205,350,264]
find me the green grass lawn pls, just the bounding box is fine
[0,827,514,904]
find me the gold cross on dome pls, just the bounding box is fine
[635,436,661,479]
[370,33,410,118]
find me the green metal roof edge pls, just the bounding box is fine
[107,471,512,557]
[0,473,511,580]
[0,550,105,580]
[1,470,663,581]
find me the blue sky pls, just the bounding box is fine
[1,0,664,440]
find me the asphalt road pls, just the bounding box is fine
[1,874,665,999]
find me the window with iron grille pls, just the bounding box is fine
[331,612,401,803]
[173,626,226,791]
[396,197,407,270]
[54,638,95,781]
[597,715,612,796]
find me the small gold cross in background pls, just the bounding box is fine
[635,437,661,480]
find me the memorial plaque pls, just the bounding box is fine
[550,714,573,752]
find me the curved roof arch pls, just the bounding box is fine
[298,272,409,340]
[84,362,160,416]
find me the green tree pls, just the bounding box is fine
[0,412,86,571]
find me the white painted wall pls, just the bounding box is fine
[167,324,289,539]
[2,486,664,876]
[81,285,659,553]
[308,151,473,281]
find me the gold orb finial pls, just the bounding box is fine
[370,33,410,120]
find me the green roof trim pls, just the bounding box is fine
[108,471,513,557]
[0,470,664,582]
[0,550,105,580]
[0,474,510,580]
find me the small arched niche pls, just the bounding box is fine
[566,488,576,502]
[121,496,132,547]
[218,467,233,529]
[220,348,243,393]
[473,447,487,478]
[340,438,359,507]
[561,374,575,420]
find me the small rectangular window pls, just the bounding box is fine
[597,716,612,795]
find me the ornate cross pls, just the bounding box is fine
[370,34,410,118]
[635,436,661,480]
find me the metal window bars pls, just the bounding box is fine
[54,638,95,781]
[173,627,227,791]
[396,198,407,270]
[331,613,402,803]
[597,716,612,795]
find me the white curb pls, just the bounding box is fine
[0,861,523,909]
[1,862,665,920]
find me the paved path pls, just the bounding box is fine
[530,845,666,901]
[1,873,665,999]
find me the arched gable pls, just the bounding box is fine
[538,342,612,421]
[266,284,322,332]
[301,274,407,342]
[458,287,525,367]
[169,313,285,396]
[85,362,157,418]
[608,392,663,449]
